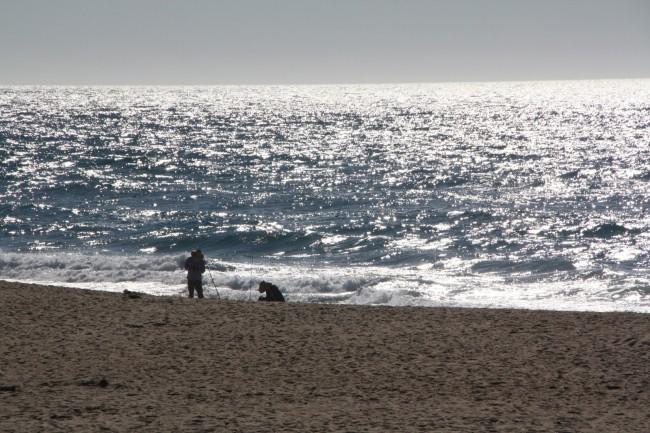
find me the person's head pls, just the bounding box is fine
[191,250,197,257]
[258,281,271,293]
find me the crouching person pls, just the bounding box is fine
[258,281,285,302]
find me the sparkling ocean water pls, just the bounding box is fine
[1,80,650,312]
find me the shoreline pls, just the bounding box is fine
[2,280,649,432]
[3,277,648,314]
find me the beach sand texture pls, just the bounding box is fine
[1,281,649,432]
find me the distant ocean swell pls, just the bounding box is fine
[1,81,650,312]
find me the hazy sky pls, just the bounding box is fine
[1,0,649,84]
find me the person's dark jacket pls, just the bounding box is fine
[184,256,205,282]
[259,283,285,302]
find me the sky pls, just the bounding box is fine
[1,0,649,85]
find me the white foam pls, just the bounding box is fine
[1,250,649,313]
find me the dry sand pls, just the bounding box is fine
[1,281,649,432]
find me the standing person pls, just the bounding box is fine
[257,281,285,302]
[184,249,206,299]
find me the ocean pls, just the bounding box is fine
[1,80,650,312]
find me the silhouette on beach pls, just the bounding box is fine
[184,249,206,298]
[258,281,285,302]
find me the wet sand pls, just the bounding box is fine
[1,281,649,432]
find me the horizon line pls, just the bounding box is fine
[2,76,649,87]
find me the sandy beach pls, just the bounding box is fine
[1,281,649,432]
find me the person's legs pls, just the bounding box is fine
[196,282,204,299]
[187,280,195,298]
